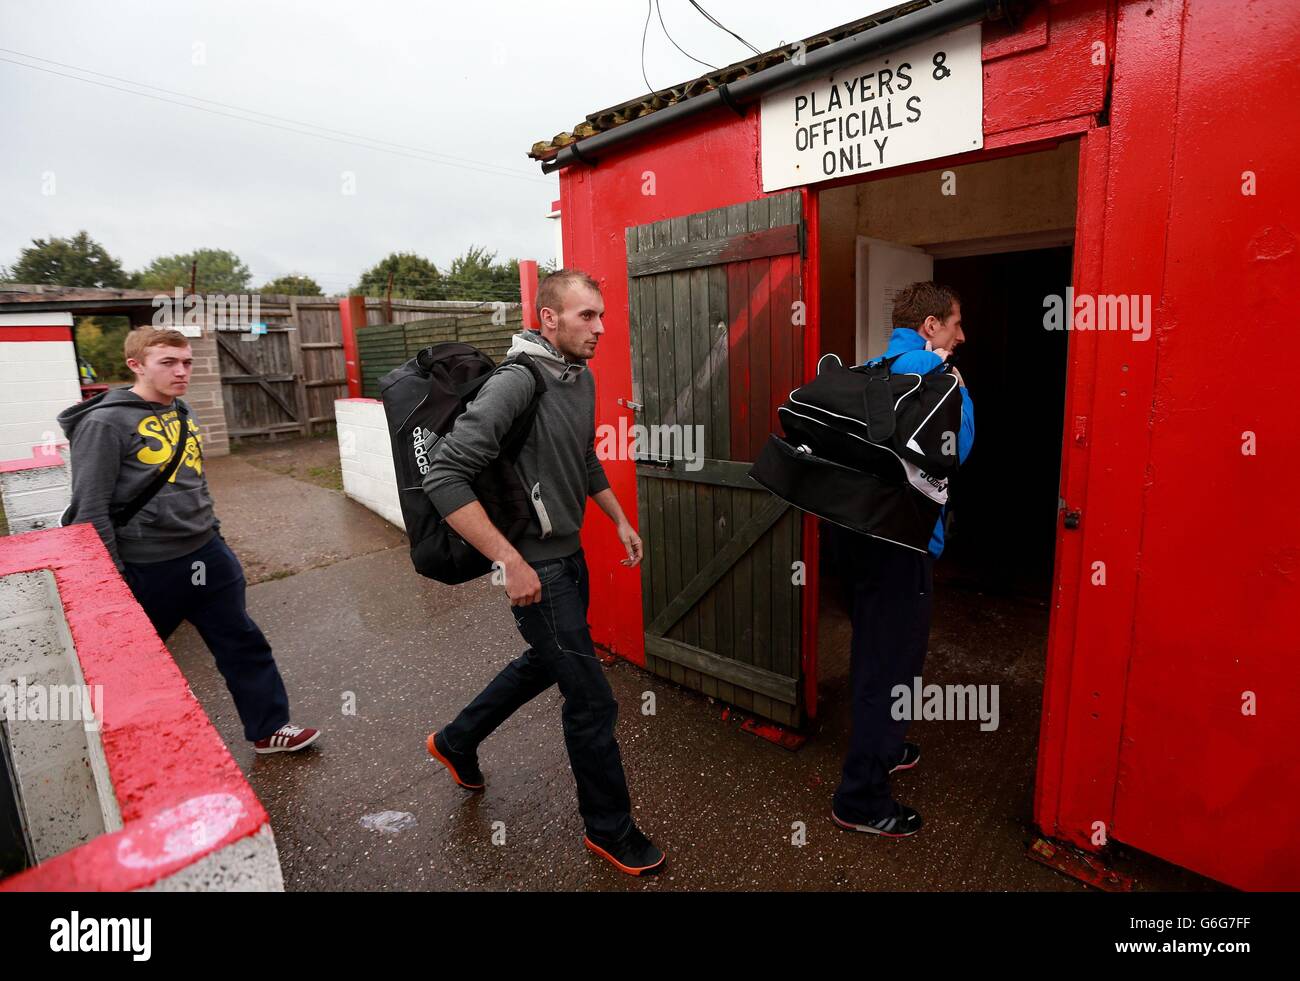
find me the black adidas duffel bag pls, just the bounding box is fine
[379,343,547,584]
[749,352,963,553]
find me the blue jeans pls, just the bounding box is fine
[441,548,633,840]
[123,534,291,742]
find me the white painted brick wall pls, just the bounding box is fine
[335,399,404,528]
[0,340,81,463]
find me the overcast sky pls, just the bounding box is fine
[1,0,898,293]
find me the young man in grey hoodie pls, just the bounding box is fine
[58,327,319,755]
[423,269,664,876]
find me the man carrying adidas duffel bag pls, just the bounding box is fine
[421,269,665,877]
[830,282,974,838]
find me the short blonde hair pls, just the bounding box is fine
[124,328,190,365]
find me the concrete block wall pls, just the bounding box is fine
[335,398,403,529]
[0,447,71,535]
[0,569,122,861]
[0,525,284,891]
[0,314,82,464]
[178,324,230,457]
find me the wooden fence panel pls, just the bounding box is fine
[218,296,514,438]
[292,300,348,431]
[356,311,524,398]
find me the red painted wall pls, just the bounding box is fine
[557,0,1297,889]
[1037,0,1300,890]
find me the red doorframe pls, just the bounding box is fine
[1033,124,1109,844]
[799,186,822,720]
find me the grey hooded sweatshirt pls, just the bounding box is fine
[423,329,610,563]
[58,387,218,570]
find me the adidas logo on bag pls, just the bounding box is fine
[412,426,439,476]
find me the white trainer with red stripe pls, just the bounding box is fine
[253,723,321,754]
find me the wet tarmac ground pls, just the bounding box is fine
[164,446,1221,891]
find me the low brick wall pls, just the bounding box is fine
[178,325,230,457]
[0,445,71,535]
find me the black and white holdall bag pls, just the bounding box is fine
[748,351,964,553]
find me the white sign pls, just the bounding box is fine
[761,24,983,191]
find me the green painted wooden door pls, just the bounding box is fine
[626,191,806,727]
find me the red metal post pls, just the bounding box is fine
[519,259,540,329]
[339,295,367,398]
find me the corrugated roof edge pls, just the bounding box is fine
[527,0,938,161]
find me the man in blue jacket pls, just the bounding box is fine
[831,281,974,837]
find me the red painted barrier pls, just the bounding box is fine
[519,259,540,330]
[0,525,270,891]
[339,295,367,399]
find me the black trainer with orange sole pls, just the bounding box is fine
[427,730,485,790]
[584,824,665,876]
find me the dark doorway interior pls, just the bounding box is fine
[933,246,1072,599]
[815,244,1073,733]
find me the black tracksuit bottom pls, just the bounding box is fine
[829,529,934,821]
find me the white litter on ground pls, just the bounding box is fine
[358,811,417,834]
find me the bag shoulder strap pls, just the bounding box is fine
[445,353,549,463]
[857,352,903,373]
[497,354,547,461]
[860,354,901,442]
[110,402,190,527]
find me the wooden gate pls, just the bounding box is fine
[626,191,806,726]
[215,328,305,439]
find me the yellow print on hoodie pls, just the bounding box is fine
[135,410,203,480]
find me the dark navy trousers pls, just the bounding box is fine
[441,548,633,841]
[123,534,290,742]
[830,530,934,822]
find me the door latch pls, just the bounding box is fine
[1059,497,1081,529]
[618,397,643,411]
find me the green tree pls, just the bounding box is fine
[135,248,252,293]
[443,245,502,302]
[260,274,323,296]
[353,252,443,301]
[7,231,132,288]
[440,247,555,303]
[75,316,133,382]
